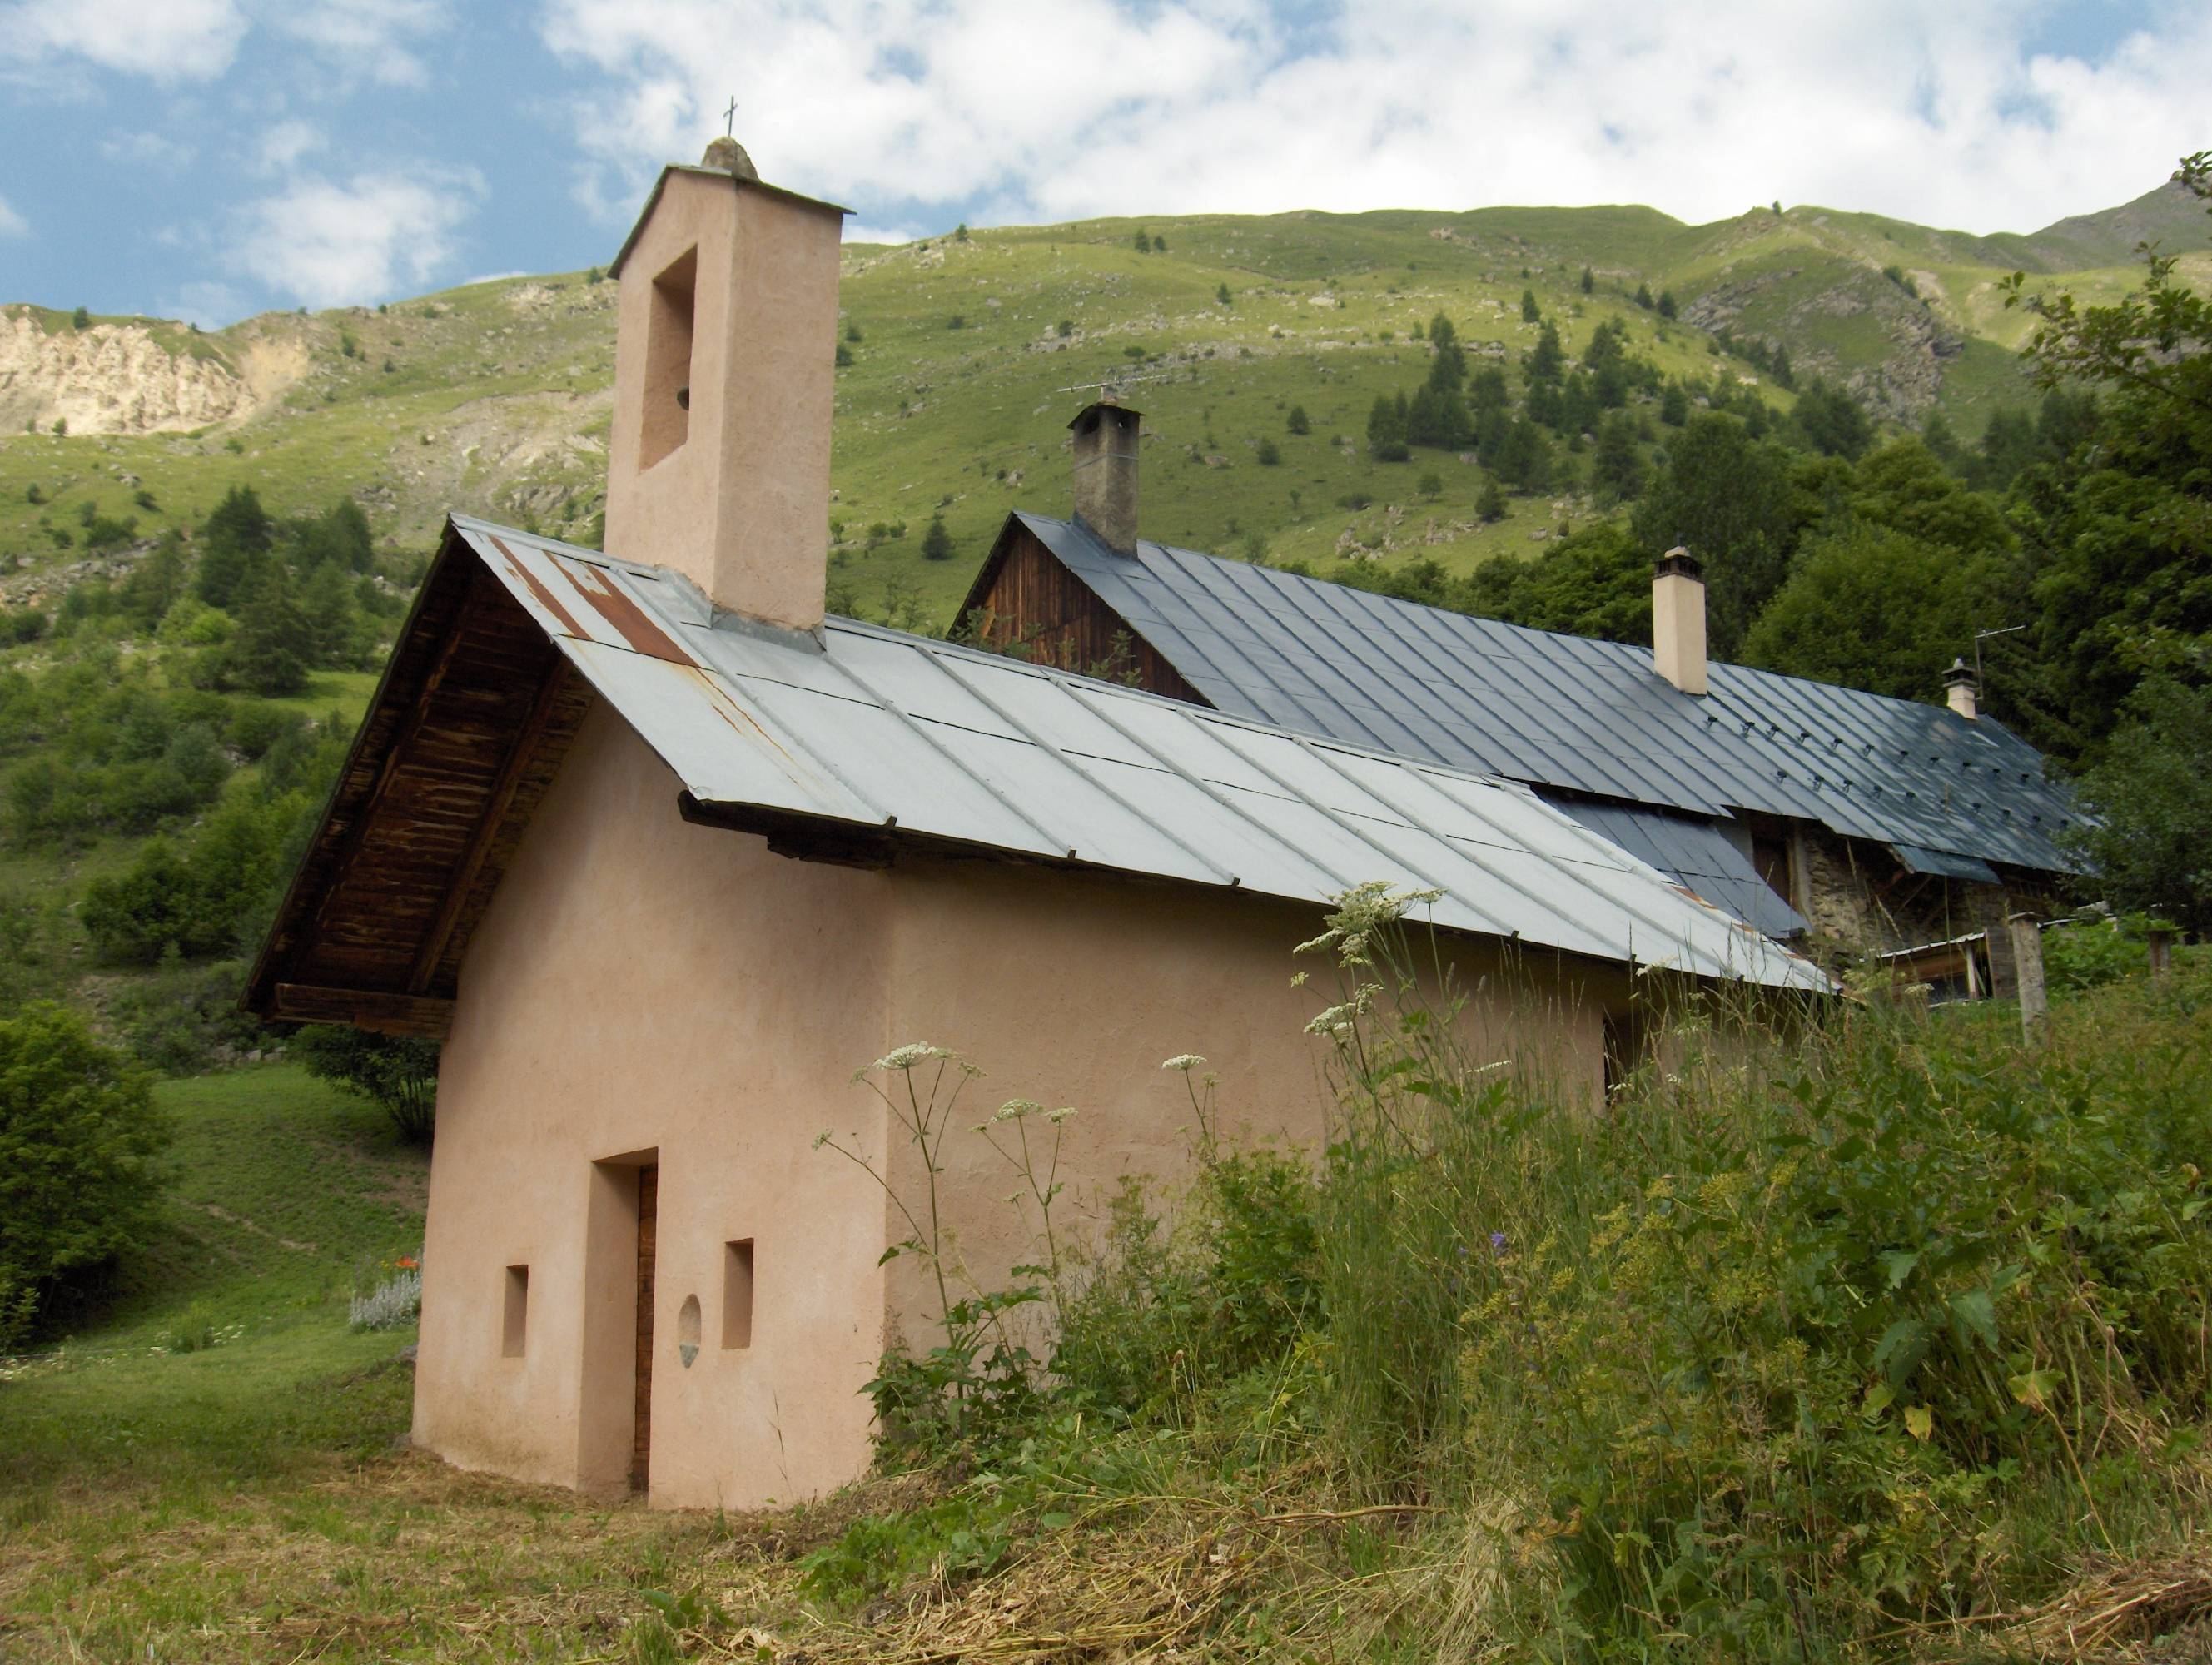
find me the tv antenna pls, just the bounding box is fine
[1054,370,1171,401]
[1971,623,2027,690]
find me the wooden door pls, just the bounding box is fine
[631,1165,659,1493]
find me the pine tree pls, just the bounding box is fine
[1660,383,1690,426]
[1216,282,1233,306]
[1593,412,1646,503]
[301,563,356,665]
[71,306,90,330]
[1476,480,1507,522]
[1367,393,1409,461]
[1520,289,1540,323]
[231,570,312,696]
[921,514,955,562]
[1285,405,1310,435]
[1657,290,1678,319]
[1133,228,1151,253]
[1524,321,1565,384]
[1579,266,1594,295]
[196,486,274,611]
[1633,281,1655,310]
[1256,437,1281,465]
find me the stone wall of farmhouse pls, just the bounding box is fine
[1794,828,2036,997]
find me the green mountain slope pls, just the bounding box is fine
[3,181,2202,632]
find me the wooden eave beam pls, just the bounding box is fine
[405,662,579,992]
[271,983,454,1039]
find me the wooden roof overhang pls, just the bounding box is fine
[241,520,595,1038]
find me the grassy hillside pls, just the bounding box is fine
[3,177,2204,634]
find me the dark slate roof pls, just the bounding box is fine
[1003,513,2083,880]
[1555,800,1809,940]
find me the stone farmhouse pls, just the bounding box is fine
[962,418,2084,1002]
[246,143,1825,1510]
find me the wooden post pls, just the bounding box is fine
[2008,912,2047,1045]
[2148,922,2177,982]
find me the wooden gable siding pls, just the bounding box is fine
[245,532,594,1036]
[966,524,1203,703]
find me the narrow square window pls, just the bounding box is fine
[639,246,697,470]
[722,1240,754,1350]
[502,1265,529,1358]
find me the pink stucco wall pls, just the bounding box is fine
[415,701,1623,1508]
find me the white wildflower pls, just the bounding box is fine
[870,1042,952,1073]
[1161,1054,1206,1073]
[994,1098,1044,1121]
[1046,1106,1076,1124]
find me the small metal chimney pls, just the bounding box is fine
[1069,400,1141,556]
[1652,546,1707,696]
[1944,657,1979,720]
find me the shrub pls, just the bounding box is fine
[1285,404,1310,435]
[2065,678,2212,934]
[1255,438,1281,466]
[350,1262,422,1330]
[292,1026,440,1143]
[0,1004,167,1346]
[1300,884,2212,1647]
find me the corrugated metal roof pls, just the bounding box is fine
[1553,801,1809,939]
[454,517,1827,993]
[1012,514,2084,879]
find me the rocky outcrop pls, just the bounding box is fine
[0,313,258,435]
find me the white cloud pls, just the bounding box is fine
[260,0,449,87]
[843,222,915,246]
[100,130,196,168]
[226,166,482,309]
[0,192,26,237]
[0,0,246,82]
[538,0,2212,236]
[253,118,326,174]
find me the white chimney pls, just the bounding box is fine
[603,140,847,633]
[1944,657,1979,720]
[1653,546,1707,696]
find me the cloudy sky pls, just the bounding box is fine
[1,0,2204,326]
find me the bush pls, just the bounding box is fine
[2065,678,2212,934]
[2041,913,2161,991]
[1255,438,1281,466]
[1300,885,2212,1648]
[292,1026,440,1142]
[0,1004,168,1347]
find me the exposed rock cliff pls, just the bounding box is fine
[0,311,276,436]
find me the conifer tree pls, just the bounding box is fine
[1593,412,1646,503]
[1520,289,1539,323]
[231,569,312,696]
[921,514,955,562]
[1524,321,1565,384]
[1285,405,1310,435]
[1580,266,1594,295]
[196,485,274,611]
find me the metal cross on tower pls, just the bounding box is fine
[723,96,738,137]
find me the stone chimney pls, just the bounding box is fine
[1944,657,1979,720]
[1652,546,1707,696]
[1069,400,1141,556]
[604,142,847,632]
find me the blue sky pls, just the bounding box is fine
[0,0,2202,326]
